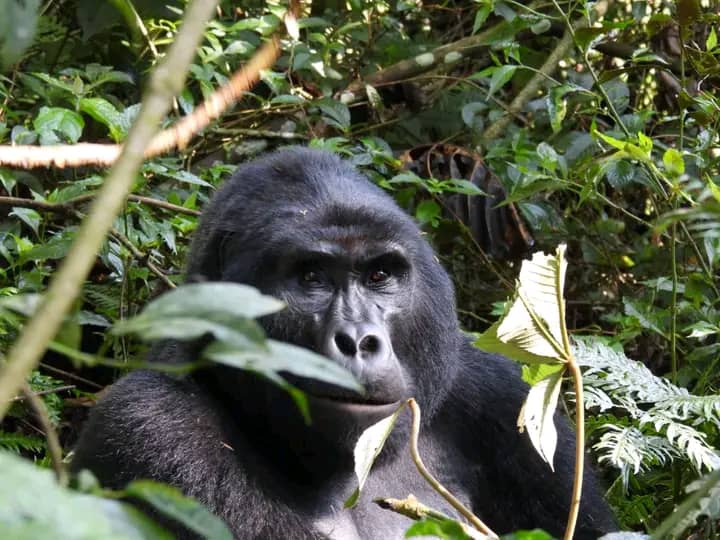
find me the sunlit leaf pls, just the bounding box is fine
[344,404,405,508]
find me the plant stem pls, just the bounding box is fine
[21,382,68,487]
[563,359,585,540]
[407,398,498,539]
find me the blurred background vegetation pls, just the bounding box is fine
[0,0,719,537]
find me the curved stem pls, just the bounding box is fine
[21,382,68,487]
[563,359,585,540]
[407,398,498,539]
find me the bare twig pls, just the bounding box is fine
[407,398,498,539]
[375,495,487,539]
[338,2,541,105]
[0,0,222,420]
[0,194,201,216]
[12,384,76,401]
[0,26,282,168]
[20,381,68,487]
[109,227,177,289]
[481,20,584,142]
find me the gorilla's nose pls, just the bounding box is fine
[327,323,388,363]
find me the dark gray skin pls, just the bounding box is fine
[72,148,616,539]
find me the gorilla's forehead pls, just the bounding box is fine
[270,201,421,256]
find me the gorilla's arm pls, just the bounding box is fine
[442,345,616,539]
[71,370,319,540]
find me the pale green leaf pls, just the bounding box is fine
[495,245,568,360]
[517,367,564,469]
[344,404,405,508]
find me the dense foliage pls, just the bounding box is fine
[1,0,719,538]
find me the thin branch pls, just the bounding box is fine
[0,28,282,168]
[108,227,177,289]
[407,398,498,539]
[338,1,542,105]
[20,381,68,487]
[481,20,584,142]
[375,495,487,540]
[0,194,201,216]
[0,0,222,420]
[563,359,585,540]
[12,384,76,401]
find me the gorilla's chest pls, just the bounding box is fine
[307,448,472,539]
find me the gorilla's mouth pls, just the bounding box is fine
[283,374,403,408]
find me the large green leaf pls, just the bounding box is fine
[33,107,85,145]
[114,282,284,347]
[0,0,40,69]
[125,481,233,540]
[204,339,362,393]
[344,404,405,508]
[0,452,170,540]
[495,245,568,360]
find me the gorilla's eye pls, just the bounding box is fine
[368,269,390,285]
[300,270,323,286]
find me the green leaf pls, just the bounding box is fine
[604,160,636,189]
[79,98,126,142]
[345,404,405,508]
[706,27,718,51]
[125,481,233,540]
[0,0,40,69]
[406,518,471,539]
[315,98,351,133]
[474,322,557,365]
[204,340,362,394]
[114,283,282,347]
[472,2,493,34]
[517,366,564,469]
[33,107,84,145]
[530,18,551,35]
[0,451,171,539]
[415,200,441,226]
[662,148,685,176]
[496,245,568,360]
[592,129,626,151]
[487,65,518,98]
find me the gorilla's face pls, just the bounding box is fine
[221,212,414,423]
[188,149,461,447]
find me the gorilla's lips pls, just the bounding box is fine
[282,374,403,407]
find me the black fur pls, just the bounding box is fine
[72,148,616,539]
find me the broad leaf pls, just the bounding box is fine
[33,107,84,145]
[517,365,564,469]
[125,481,232,540]
[204,340,363,393]
[344,404,405,508]
[114,283,284,346]
[495,245,568,360]
[79,98,126,141]
[0,451,170,540]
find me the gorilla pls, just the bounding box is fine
[72,148,615,539]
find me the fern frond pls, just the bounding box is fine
[0,431,45,454]
[574,338,720,486]
[593,425,677,488]
[641,411,720,471]
[574,339,684,408]
[655,394,720,428]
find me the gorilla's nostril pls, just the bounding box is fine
[359,335,381,355]
[334,332,357,357]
